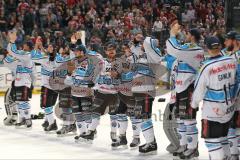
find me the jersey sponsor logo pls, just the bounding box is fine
[194,54,204,61]
[176,80,183,86]
[212,105,235,116]
[210,63,236,75]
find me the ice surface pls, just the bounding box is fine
[0,93,209,159]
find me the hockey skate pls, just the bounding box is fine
[56,124,77,137]
[111,134,128,149]
[15,119,26,129]
[74,132,86,143]
[25,119,32,129]
[45,120,58,132]
[41,121,49,129]
[3,116,16,126]
[173,145,187,157]
[75,130,97,143]
[139,141,158,155]
[130,137,140,148]
[79,130,96,144]
[229,154,240,160]
[179,148,199,159]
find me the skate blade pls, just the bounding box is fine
[130,146,139,150]
[75,137,93,144]
[15,126,31,130]
[57,132,77,137]
[112,145,128,150]
[45,131,57,134]
[177,157,199,160]
[75,138,86,143]
[139,150,157,156]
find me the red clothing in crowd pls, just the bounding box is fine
[17,2,29,12]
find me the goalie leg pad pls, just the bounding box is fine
[163,103,180,151]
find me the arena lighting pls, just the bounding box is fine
[225,0,240,31]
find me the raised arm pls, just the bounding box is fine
[166,36,204,70]
[7,32,31,61]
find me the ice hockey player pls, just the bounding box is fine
[191,36,237,160]
[235,34,240,160]
[166,17,205,159]
[0,48,18,125]
[161,52,180,153]
[79,43,120,144]
[113,41,141,149]
[31,38,58,132]
[7,31,35,128]
[221,31,240,160]
[131,34,167,154]
[64,44,102,142]
[53,46,76,136]
[48,32,84,136]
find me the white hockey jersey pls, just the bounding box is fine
[49,53,72,91]
[31,50,56,89]
[0,55,18,79]
[166,37,204,93]
[65,54,103,97]
[94,58,120,94]
[191,55,237,123]
[221,48,240,111]
[131,37,166,97]
[7,43,34,88]
[116,53,137,96]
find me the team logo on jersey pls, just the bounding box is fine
[111,121,117,128]
[187,136,193,143]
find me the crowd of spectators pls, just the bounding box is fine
[0,0,226,51]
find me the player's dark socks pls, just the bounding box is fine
[44,120,58,132]
[139,141,157,154]
[130,137,140,148]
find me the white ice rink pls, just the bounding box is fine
[0,93,209,160]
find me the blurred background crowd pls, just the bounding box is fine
[0,0,226,53]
